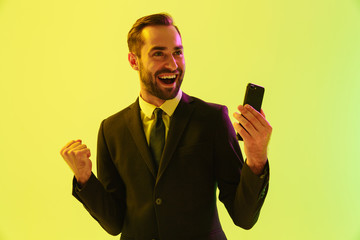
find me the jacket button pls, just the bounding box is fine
[155,198,162,205]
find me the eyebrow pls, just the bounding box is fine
[149,45,183,52]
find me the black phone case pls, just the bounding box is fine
[237,83,265,141]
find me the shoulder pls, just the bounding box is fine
[101,99,139,128]
[183,92,228,116]
[179,93,232,130]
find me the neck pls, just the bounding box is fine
[140,90,165,107]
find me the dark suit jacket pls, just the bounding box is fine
[73,93,269,240]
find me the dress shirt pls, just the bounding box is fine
[139,89,182,145]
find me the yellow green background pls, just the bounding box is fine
[1,0,360,239]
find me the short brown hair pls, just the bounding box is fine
[127,13,181,57]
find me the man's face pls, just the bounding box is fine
[137,25,185,101]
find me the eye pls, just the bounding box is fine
[174,50,183,56]
[153,51,164,57]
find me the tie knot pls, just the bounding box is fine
[154,108,163,120]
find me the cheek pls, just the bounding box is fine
[141,64,156,76]
[150,64,163,75]
[178,58,185,67]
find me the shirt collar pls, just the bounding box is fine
[139,89,182,118]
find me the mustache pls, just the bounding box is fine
[155,68,182,76]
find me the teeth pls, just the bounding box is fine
[158,75,176,79]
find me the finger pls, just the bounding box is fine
[234,107,262,138]
[233,122,251,141]
[61,139,81,151]
[237,104,243,111]
[233,112,255,134]
[73,148,91,159]
[237,113,258,137]
[244,106,272,141]
[60,140,76,155]
[245,104,269,127]
[260,109,266,118]
[68,144,88,155]
[233,112,242,122]
[61,141,82,158]
[68,141,82,151]
[238,105,263,132]
[243,105,269,129]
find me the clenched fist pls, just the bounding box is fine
[60,139,92,186]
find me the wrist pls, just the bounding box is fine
[246,158,267,176]
[75,174,90,187]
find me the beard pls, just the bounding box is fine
[139,61,184,100]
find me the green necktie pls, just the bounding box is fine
[149,108,165,168]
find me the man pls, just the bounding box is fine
[60,13,272,240]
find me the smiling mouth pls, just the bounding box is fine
[157,74,177,85]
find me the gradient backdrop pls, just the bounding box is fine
[1,0,360,239]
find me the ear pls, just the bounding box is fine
[128,52,139,71]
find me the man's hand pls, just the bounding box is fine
[60,139,92,186]
[233,104,272,175]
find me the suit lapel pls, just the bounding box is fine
[157,93,195,182]
[126,99,157,178]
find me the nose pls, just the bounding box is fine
[165,55,178,71]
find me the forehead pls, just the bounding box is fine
[141,25,182,52]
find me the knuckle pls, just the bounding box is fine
[244,113,253,120]
[74,151,82,158]
[63,149,69,156]
[239,128,247,136]
[244,122,252,129]
[68,149,75,156]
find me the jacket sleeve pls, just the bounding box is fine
[72,120,126,236]
[214,105,269,230]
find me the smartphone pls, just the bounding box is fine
[237,83,265,141]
